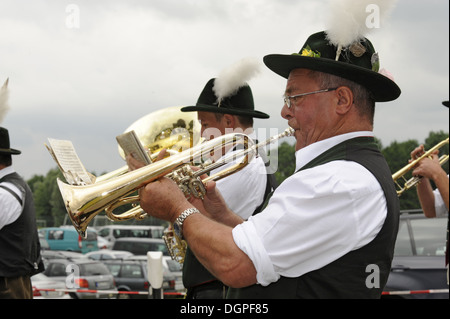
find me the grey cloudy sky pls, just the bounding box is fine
[0,0,448,180]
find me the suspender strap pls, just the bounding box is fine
[0,184,23,206]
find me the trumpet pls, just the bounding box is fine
[59,128,295,239]
[392,137,449,196]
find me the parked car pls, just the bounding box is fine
[39,227,98,254]
[31,273,69,299]
[85,249,133,261]
[384,211,449,299]
[97,236,111,249]
[163,256,185,293]
[103,260,150,299]
[112,238,169,256]
[124,255,180,294]
[97,225,165,247]
[38,233,50,250]
[44,258,117,299]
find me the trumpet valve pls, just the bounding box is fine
[170,164,207,200]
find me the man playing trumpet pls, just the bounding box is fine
[410,101,449,283]
[137,29,401,298]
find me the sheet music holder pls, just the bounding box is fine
[45,138,94,186]
[116,130,152,165]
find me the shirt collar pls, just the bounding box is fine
[295,131,374,171]
[0,166,15,180]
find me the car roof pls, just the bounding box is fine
[46,258,101,265]
[103,259,143,264]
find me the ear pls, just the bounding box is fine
[334,86,354,115]
[223,114,236,128]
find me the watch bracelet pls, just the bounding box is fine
[176,207,200,225]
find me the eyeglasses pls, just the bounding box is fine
[283,88,338,109]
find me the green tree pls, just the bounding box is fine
[273,141,296,184]
[30,168,66,226]
[382,139,420,210]
[424,130,449,175]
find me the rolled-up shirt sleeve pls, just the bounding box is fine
[232,221,280,286]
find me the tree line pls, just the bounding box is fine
[27,130,448,227]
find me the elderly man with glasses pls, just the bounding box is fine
[137,30,401,299]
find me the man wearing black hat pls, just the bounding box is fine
[136,29,401,298]
[0,127,44,298]
[410,101,449,283]
[178,73,274,298]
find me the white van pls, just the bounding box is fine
[97,225,164,246]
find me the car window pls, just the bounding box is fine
[394,220,413,256]
[80,263,111,276]
[394,216,447,257]
[98,228,109,237]
[151,228,164,238]
[48,262,67,276]
[410,218,447,256]
[48,230,64,240]
[121,264,143,278]
[113,241,168,255]
[106,264,121,276]
[151,243,168,255]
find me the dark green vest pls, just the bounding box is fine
[227,137,400,299]
[0,172,44,277]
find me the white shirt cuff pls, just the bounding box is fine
[232,221,280,286]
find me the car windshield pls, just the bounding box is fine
[80,263,111,276]
[394,216,447,257]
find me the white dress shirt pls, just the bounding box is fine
[0,166,24,230]
[434,175,449,217]
[232,132,388,286]
[211,132,267,220]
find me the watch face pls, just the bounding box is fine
[173,222,182,238]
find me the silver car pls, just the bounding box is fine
[43,258,117,299]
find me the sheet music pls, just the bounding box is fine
[116,130,152,165]
[45,138,94,186]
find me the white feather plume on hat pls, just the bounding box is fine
[325,0,398,61]
[0,78,10,124]
[213,57,261,106]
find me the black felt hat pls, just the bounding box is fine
[181,78,270,119]
[0,127,21,155]
[264,31,401,102]
[442,101,449,108]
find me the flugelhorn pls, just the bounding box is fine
[59,128,294,239]
[392,137,449,196]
